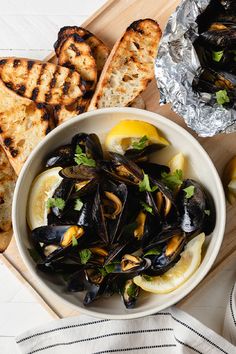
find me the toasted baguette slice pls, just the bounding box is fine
[0,146,16,252]
[55,33,97,125]
[0,58,85,106]
[88,19,161,110]
[0,80,55,175]
[54,26,110,76]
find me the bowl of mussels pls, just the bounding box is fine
[12,107,225,319]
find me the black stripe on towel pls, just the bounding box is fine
[230,284,236,326]
[170,314,230,354]
[16,319,109,343]
[26,329,174,354]
[175,337,203,354]
[93,345,176,353]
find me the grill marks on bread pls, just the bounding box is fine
[0,59,85,105]
[88,19,161,110]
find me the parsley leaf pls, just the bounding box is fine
[99,268,107,277]
[216,90,230,105]
[79,249,92,264]
[139,173,158,192]
[161,169,183,190]
[74,198,83,211]
[72,235,78,247]
[74,144,96,167]
[183,185,195,199]
[144,247,161,256]
[46,197,65,210]
[104,262,120,273]
[204,209,211,216]
[212,50,224,62]
[132,135,148,150]
[126,282,138,298]
[140,201,153,214]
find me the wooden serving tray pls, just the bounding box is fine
[1,0,236,318]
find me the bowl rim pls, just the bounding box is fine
[12,107,226,320]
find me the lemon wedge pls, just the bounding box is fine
[105,120,169,154]
[133,233,205,294]
[27,167,63,230]
[168,152,185,174]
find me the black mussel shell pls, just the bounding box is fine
[177,179,208,234]
[198,28,236,50]
[37,261,81,274]
[124,144,167,162]
[92,186,109,244]
[51,179,74,218]
[71,133,88,152]
[67,269,87,292]
[85,133,103,161]
[121,279,140,309]
[138,162,170,179]
[59,165,98,180]
[32,225,71,245]
[45,145,74,168]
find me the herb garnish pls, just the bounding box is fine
[139,173,158,192]
[216,90,230,105]
[204,209,211,216]
[74,198,83,211]
[140,201,153,214]
[132,135,148,150]
[183,185,195,199]
[161,169,183,190]
[144,247,161,257]
[74,145,96,167]
[72,235,78,247]
[127,283,138,297]
[212,50,224,62]
[79,249,92,264]
[46,197,65,210]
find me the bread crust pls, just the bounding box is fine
[88,19,161,110]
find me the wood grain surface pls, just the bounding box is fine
[2,0,236,317]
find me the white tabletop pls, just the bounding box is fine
[0,1,235,353]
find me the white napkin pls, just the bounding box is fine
[16,285,236,354]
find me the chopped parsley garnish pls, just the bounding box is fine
[46,197,65,210]
[104,262,119,273]
[212,50,224,62]
[79,249,92,264]
[132,135,148,150]
[74,144,96,167]
[74,198,83,211]
[161,169,183,190]
[126,283,138,297]
[72,235,78,247]
[139,173,158,192]
[144,247,161,257]
[140,201,153,214]
[99,268,107,277]
[204,209,211,216]
[216,90,230,105]
[183,185,195,199]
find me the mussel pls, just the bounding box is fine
[121,279,140,309]
[45,145,74,168]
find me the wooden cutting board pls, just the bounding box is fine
[1,0,236,318]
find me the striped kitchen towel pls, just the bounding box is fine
[16,286,236,354]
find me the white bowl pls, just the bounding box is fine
[12,107,226,319]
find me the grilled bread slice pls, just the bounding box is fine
[55,33,97,125]
[0,80,55,175]
[88,19,161,110]
[0,58,85,106]
[0,145,16,252]
[54,26,110,76]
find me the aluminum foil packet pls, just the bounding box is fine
[155,0,236,137]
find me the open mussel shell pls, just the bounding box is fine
[144,232,186,275]
[110,254,151,274]
[92,186,109,244]
[198,28,236,50]
[71,133,88,152]
[102,152,143,185]
[124,144,167,162]
[59,165,98,180]
[45,145,74,168]
[85,133,103,161]
[121,279,140,309]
